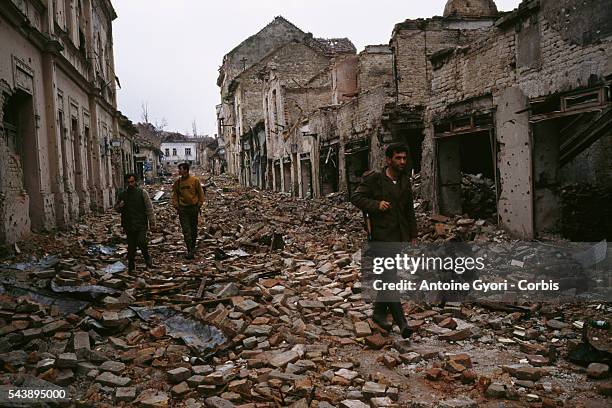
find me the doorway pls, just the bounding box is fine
[320,144,339,196]
[1,89,42,229]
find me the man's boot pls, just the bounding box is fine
[144,256,153,269]
[128,259,135,273]
[390,302,412,339]
[185,246,195,260]
[372,302,392,331]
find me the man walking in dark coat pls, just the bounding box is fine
[351,143,418,338]
[115,174,156,272]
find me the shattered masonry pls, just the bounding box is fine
[217,0,612,241]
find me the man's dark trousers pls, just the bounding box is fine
[127,229,150,270]
[372,248,408,331]
[179,205,199,253]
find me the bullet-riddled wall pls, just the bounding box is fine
[422,0,612,238]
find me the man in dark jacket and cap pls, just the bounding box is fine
[351,143,418,338]
[115,173,156,272]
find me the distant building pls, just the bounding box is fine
[161,141,199,166]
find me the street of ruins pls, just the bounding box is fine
[1,0,611,407]
[0,170,610,407]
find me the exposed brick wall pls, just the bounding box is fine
[391,20,488,107]
[237,42,332,136]
[273,43,331,84]
[518,11,610,97]
[426,7,610,114]
[417,1,612,237]
[219,17,308,93]
[357,46,393,94]
[541,0,612,46]
[427,27,515,114]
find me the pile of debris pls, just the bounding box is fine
[461,174,496,223]
[560,183,611,241]
[0,172,610,407]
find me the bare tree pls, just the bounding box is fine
[141,101,149,123]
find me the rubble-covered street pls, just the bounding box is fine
[1,172,610,407]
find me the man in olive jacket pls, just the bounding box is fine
[172,163,205,259]
[351,143,417,338]
[115,174,156,272]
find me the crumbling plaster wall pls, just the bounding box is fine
[262,44,334,174]
[93,104,115,209]
[55,68,93,218]
[239,42,331,140]
[285,87,332,128]
[235,76,265,136]
[0,13,56,244]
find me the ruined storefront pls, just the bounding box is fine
[422,0,612,239]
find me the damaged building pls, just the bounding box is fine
[216,16,356,191]
[218,0,611,240]
[416,0,612,240]
[0,0,132,245]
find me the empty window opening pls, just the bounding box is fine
[282,159,291,193]
[300,156,313,198]
[345,148,369,198]
[274,162,282,191]
[320,145,339,196]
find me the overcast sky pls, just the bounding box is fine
[113,0,522,136]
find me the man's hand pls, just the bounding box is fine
[378,201,391,211]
